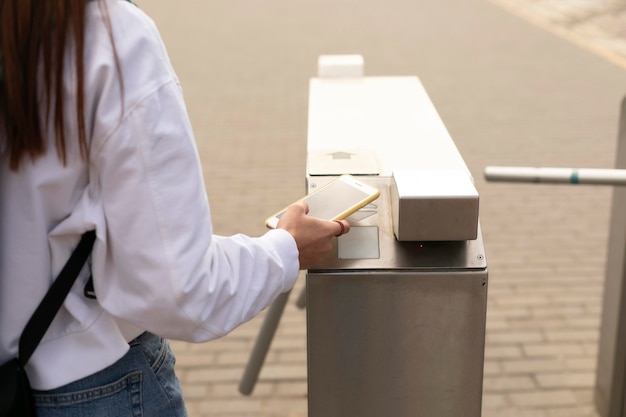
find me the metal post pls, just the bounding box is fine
[295,286,306,309]
[595,97,626,417]
[238,290,291,395]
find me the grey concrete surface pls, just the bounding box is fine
[138,0,626,415]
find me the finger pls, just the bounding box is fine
[288,201,308,215]
[334,220,349,236]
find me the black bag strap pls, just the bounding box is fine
[18,230,96,367]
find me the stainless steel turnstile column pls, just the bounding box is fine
[590,98,626,417]
[305,56,488,417]
[306,178,488,417]
[596,97,626,416]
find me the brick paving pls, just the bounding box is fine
[139,0,626,415]
[488,0,626,69]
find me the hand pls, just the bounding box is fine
[276,201,350,270]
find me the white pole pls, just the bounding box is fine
[484,166,626,186]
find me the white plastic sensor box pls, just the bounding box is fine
[390,170,479,241]
[317,55,364,78]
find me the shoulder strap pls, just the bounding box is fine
[18,230,96,367]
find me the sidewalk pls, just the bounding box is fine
[139,0,626,415]
[489,0,626,70]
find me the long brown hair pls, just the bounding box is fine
[0,0,89,171]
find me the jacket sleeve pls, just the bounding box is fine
[88,3,300,342]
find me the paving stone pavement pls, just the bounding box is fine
[488,0,626,70]
[138,0,626,416]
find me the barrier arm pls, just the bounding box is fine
[484,166,626,186]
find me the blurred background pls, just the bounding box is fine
[138,0,626,416]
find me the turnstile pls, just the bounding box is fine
[306,177,487,417]
[240,56,488,417]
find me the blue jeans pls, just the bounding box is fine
[33,333,187,417]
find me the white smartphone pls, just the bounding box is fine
[265,175,380,229]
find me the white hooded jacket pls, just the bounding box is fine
[0,0,299,390]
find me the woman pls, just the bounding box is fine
[0,0,348,415]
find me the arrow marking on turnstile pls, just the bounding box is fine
[328,151,355,160]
